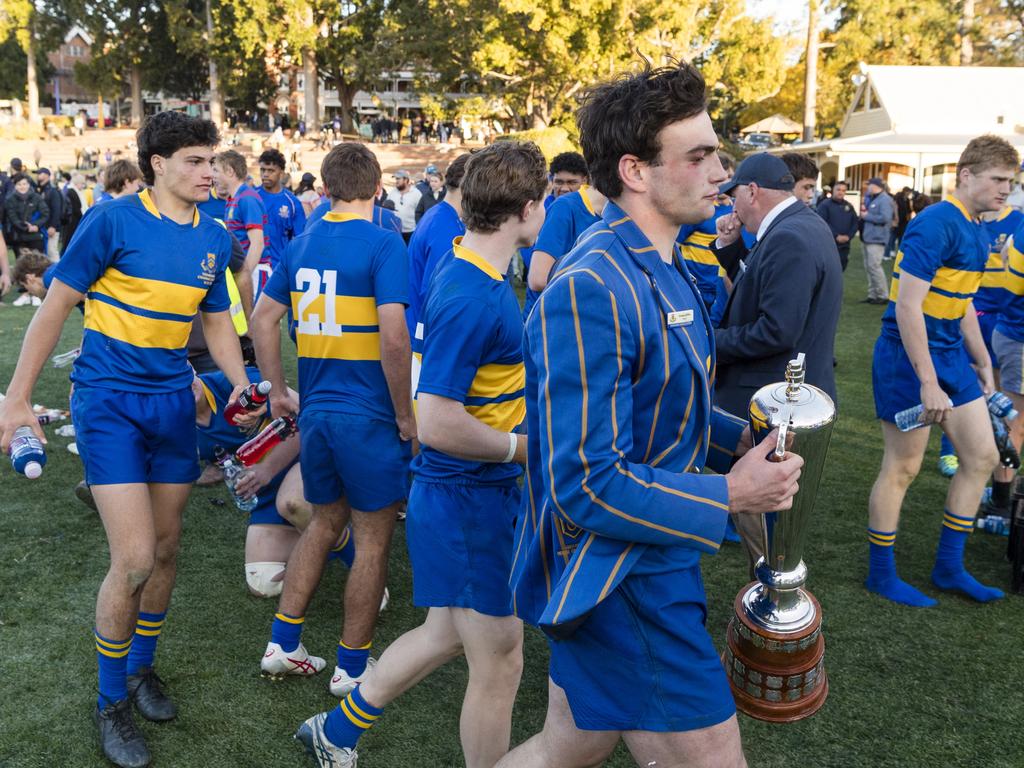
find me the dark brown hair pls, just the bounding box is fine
[781,152,819,183]
[460,141,548,234]
[11,250,51,286]
[956,135,1021,186]
[321,143,381,202]
[444,153,471,190]
[577,63,708,198]
[137,111,219,185]
[104,159,143,194]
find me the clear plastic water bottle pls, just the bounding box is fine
[976,515,1010,536]
[894,397,954,432]
[213,446,257,512]
[987,392,1019,422]
[8,425,47,478]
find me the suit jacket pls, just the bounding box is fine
[510,200,747,638]
[712,200,842,417]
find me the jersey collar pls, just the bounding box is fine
[948,194,979,223]
[139,188,200,227]
[323,211,364,223]
[579,184,597,216]
[602,200,666,275]
[453,237,504,281]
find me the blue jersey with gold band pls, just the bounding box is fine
[677,200,732,326]
[412,242,525,486]
[257,187,307,270]
[262,211,408,419]
[53,189,232,393]
[881,198,988,351]
[406,200,465,348]
[975,207,1024,314]
[996,220,1024,342]
[510,200,745,635]
[523,187,604,320]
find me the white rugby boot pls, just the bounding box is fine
[329,656,377,698]
[261,641,327,679]
[294,712,358,767]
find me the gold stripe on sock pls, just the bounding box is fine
[275,613,304,625]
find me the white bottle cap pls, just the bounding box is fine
[24,461,42,479]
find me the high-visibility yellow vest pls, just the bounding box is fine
[225,268,247,335]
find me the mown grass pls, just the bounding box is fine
[0,243,1021,767]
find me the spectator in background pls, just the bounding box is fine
[4,173,48,256]
[61,173,90,254]
[816,179,859,271]
[781,153,819,206]
[36,168,64,261]
[414,170,444,223]
[386,169,422,243]
[887,187,913,260]
[295,172,321,216]
[860,176,895,304]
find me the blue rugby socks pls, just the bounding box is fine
[126,611,165,675]
[865,528,937,607]
[271,612,304,652]
[95,630,132,708]
[931,511,1004,602]
[324,685,382,750]
[337,640,371,677]
[328,526,356,568]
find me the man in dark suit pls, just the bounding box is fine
[711,153,842,567]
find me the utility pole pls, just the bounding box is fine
[802,0,819,143]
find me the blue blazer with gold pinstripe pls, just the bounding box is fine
[510,201,747,637]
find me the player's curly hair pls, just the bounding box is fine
[548,152,588,179]
[259,148,287,170]
[461,141,548,234]
[577,62,707,199]
[137,111,220,185]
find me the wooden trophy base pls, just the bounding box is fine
[721,583,828,723]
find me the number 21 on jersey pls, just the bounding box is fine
[295,267,343,336]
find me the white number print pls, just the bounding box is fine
[295,267,343,336]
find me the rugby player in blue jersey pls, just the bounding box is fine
[866,135,1020,607]
[294,142,546,768]
[0,112,259,768]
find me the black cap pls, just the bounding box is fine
[10,158,22,171]
[301,172,315,183]
[720,153,794,195]
[36,167,51,176]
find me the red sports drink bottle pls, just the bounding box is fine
[224,380,272,425]
[235,415,299,467]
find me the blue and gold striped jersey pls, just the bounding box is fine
[995,219,1024,342]
[882,197,989,351]
[975,207,1023,313]
[53,189,232,392]
[510,200,745,633]
[677,200,733,326]
[412,241,525,486]
[262,212,408,418]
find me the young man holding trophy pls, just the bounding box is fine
[500,63,804,768]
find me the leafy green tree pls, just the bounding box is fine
[0,0,67,123]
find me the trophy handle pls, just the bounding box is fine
[772,420,789,461]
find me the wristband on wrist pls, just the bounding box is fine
[501,432,518,463]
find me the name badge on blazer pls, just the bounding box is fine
[667,309,694,327]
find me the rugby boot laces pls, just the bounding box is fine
[295,712,358,767]
[94,698,151,768]
[261,641,327,679]
[329,656,377,698]
[127,667,177,722]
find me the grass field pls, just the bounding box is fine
[1,244,1022,768]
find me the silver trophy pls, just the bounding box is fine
[723,353,837,721]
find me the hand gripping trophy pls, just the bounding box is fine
[722,353,836,722]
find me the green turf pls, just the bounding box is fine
[1,245,1022,767]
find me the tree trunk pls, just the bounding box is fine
[960,0,975,65]
[206,0,223,126]
[25,17,40,125]
[802,0,819,143]
[98,91,105,131]
[303,46,319,127]
[338,82,357,134]
[130,64,143,127]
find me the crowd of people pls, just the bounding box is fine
[1,60,1022,768]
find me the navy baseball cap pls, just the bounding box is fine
[36,167,51,176]
[867,176,884,187]
[720,153,794,195]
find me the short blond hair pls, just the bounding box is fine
[956,135,1020,186]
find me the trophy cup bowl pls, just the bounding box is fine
[722,353,836,722]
